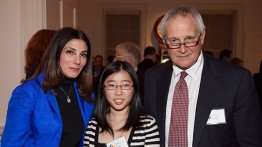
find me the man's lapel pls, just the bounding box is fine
[156,61,173,131]
[192,54,221,147]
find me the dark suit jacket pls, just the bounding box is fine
[137,59,157,105]
[253,72,262,108]
[144,52,262,147]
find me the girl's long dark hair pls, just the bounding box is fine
[94,61,142,136]
[25,27,93,102]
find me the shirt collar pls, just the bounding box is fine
[173,50,204,80]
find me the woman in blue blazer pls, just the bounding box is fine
[2,27,94,146]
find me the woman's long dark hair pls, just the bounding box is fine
[26,27,93,101]
[94,61,142,136]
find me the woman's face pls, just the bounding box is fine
[60,39,88,78]
[103,70,134,112]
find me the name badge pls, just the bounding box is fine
[207,109,226,125]
[106,136,128,147]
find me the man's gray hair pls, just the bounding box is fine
[160,5,206,39]
[116,42,141,65]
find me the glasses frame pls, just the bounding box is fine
[164,34,202,50]
[104,83,134,90]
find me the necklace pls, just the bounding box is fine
[59,84,73,103]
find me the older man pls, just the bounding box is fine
[144,5,262,147]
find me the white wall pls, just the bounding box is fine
[0,0,45,134]
[0,0,22,134]
[0,0,78,135]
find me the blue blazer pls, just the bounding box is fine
[2,74,94,146]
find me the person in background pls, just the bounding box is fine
[93,55,104,67]
[106,55,114,66]
[84,61,160,146]
[137,46,158,105]
[114,42,144,99]
[156,54,161,64]
[230,57,243,67]
[204,50,214,57]
[2,27,94,146]
[92,55,105,97]
[144,5,262,147]
[138,46,158,72]
[219,49,232,62]
[254,59,262,109]
[114,42,141,71]
[24,29,56,80]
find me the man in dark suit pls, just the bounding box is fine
[138,46,158,72]
[144,6,262,147]
[92,55,105,97]
[137,46,158,105]
[253,59,262,108]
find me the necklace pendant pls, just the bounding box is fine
[67,97,71,103]
[59,85,73,103]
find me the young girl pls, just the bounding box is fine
[84,61,160,147]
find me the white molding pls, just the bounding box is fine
[60,0,63,28]
[21,0,46,78]
[73,8,76,28]
[0,125,3,136]
[42,0,47,28]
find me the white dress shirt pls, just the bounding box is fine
[165,51,204,147]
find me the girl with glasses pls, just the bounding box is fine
[84,61,160,147]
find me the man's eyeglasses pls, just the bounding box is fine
[104,83,133,90]
[164,35,201,49]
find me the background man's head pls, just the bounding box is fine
[93,55,104,67]
[219,49,232,62]
[144,46,157,62]
[114,42,141,69]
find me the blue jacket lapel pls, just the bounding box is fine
[37,74,62,119]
